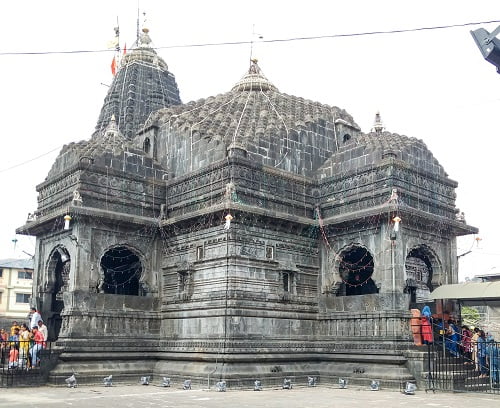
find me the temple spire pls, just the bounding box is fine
[138,28,152,48]
[231,59,277,92]
[371,111,385,133]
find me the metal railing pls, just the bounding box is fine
[423,323,499,394]
[0,340,54,387]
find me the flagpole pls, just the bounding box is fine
[115,16,121,68]
[136,3,140,44]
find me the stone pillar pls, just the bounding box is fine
[376,222,407,310]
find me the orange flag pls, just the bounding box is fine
[123,43,127,55]
[111,56,117,76]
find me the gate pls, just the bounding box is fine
[0,341,56,387]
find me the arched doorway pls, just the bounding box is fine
[405,246,434,304]
[45,247,70,341]
[338,246,378,296]
[100,246,143,296]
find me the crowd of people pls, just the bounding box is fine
[459,325,499,382]
[415,307,499,385]
[0,307,47,370]
[435,317,499,384]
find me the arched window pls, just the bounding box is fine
[143,137,151,154]
[405,247,434,304]
[338,246,378,296]
[100,247,143,296]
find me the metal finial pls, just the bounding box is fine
[372,111,385,133]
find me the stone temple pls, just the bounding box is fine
[17,28,477,386]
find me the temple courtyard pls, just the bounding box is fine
[1,384,499,408]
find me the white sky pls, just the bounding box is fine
[1,0,500,281]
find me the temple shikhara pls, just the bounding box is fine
[17,27,477,385]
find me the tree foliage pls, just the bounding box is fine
[461,306,480,328]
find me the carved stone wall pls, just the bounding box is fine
[59,291,160,339]
[319,161,457,220]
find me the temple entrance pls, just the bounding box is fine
[338,246,378,296]
[45,247,70,341]
[405,246,433,304]
[100,246,143,296]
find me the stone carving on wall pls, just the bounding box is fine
[55,261,71,301]
[38,172,80,201]
[319,163,458,220]
[225,182,235,201]
[72,190,83,205]
[88,264,99,293]
[322,247,343,295]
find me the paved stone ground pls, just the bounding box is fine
[0,385,499,408]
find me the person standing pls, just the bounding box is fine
[486,335,499,385]
[447,320,461,357]
[477,330,488,378]
[461,325,473,362]
[10,321,20,337]
[8,327,20,369]
[0,328,8,346]
[18,324,31,368]
[29,308,42,330]
[29,326,45,368]
[421,306,433,344]
[471,327,480,371]
[37,320,48,342]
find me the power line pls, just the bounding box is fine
[0,146,61,173]
[1,19,499,56]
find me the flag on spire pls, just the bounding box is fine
[123,43,127,55]
[111,56,117,76]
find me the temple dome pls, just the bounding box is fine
[317,130,448,179]
[46,116,166,180]
[148,60,360,177]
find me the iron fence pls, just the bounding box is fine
[0,340,54,387]
[423,322,499,394]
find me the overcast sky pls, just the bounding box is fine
[1,0,500,281]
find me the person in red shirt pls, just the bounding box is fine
[29,326,45,367]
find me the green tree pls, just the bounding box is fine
[461,306,480,328]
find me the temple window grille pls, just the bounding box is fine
[265,245,274,259]
[143,137,151,154]
[178,271,188,293]
[196,246,204,260]
[283,272,293,292]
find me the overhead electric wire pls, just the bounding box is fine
[2,18,499,174]
[0,146,61,173]
[1,19,499,56]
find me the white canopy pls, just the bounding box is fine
[430,281,500,302]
